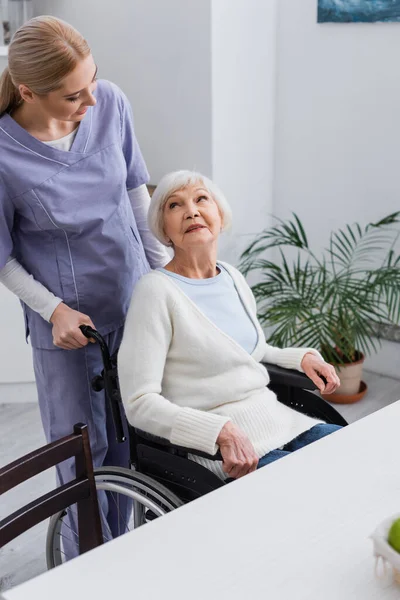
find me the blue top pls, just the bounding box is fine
[157,263,258,354]
[0,80,150,348]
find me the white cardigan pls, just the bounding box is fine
[118,262,322,479]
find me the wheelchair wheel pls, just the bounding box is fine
[46,466,183,569]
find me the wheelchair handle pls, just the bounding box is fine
[79,325,126,444]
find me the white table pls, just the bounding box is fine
[3,401,400,600]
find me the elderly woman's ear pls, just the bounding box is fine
[219,210,223,232]
[163,231,172,246]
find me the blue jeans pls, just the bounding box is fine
[257,424,342,469]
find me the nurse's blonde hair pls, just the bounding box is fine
[0,16,90,115]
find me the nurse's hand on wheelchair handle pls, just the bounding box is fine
[301,352,340,395]
[49,302,96,350]
[217,421,259,479]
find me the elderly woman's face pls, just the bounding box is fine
[163,183,222,250]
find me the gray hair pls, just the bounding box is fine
[148,170,233,246]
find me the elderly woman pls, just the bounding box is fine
[118,171,341,480]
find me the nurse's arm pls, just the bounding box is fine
[0,257,95,350]
[128,185,170,269]
[0,256,62,321]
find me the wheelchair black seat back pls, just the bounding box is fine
[80,325,347,503]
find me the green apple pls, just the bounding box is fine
[388,518,400,552]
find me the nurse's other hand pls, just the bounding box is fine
[50,303,96,350]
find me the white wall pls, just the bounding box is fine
[274,0,400,248]
[211,0,277,264]
[0,288,35,382]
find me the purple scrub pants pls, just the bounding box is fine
[32,325,130,557]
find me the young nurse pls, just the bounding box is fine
[0,16,169,548]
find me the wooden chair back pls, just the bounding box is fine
[0,423,103,554]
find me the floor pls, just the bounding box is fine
[1,371,400,592]
[0,400,51,593]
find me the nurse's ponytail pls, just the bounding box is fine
[0,67,21,115]
[0,15,90,116]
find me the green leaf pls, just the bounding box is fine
[370,211,400,228]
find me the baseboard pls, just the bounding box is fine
[364,339,400,380]
[370,322,400,344]
[0,382,38,404]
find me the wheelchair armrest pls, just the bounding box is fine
[134,429,223,461]
[262,362,317,390]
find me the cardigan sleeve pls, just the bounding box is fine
[118,275,230,456]
[262,344,324,373]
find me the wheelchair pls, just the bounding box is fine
[46,326,347,567]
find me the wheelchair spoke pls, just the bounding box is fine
[63,505,114,547]
[118,492,120,536]
[108,490,132,535]
[61,518,80,540]
[57,533,75,545]
[101,519,114,543]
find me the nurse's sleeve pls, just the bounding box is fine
[119,92,150,190]
[0,257,62,322]
[0,178,14,270]
[127,186,170,269]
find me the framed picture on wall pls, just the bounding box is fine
[318,0,400,23]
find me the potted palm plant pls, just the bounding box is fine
[239,212,400,403]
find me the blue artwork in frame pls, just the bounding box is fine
[318,0,400,22]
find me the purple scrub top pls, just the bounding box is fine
[0,80,150,348]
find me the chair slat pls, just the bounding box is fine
[0,435,82,494]
[0,479,91,547]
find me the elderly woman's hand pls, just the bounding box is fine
[301,352,340,394]
[217,421,259,478]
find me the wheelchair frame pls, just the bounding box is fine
[80,326,348,503]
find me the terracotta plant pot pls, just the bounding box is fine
[321,351,367,404]
[335,352,365,395]
[322,380,368,404]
